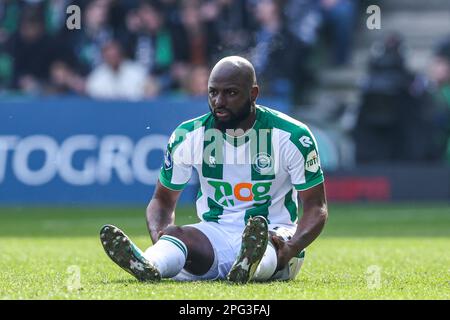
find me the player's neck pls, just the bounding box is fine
[217,110,257,137]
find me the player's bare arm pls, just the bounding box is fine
[101,55,326,283]
[146,181,182,243]
[271,183,328,271]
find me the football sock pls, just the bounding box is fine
[252,241,277,281]
[143,235,188,278]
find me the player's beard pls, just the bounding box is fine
[210,98,254,131]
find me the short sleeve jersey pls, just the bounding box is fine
[159,105,324,227]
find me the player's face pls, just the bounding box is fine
[208,74,255,129]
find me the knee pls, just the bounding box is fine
[160,225,184,238]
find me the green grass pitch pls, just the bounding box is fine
[0,203,449,300]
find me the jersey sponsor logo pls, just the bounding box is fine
[305,150,319,173]
[207,180,272,206]
[252,152,273,175]
[164,149,172,170]
[299,136,313,148]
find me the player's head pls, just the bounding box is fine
[102,40,124,70]
[208,56,259,129]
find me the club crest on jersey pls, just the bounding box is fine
[252,152,273,174]
[164,149,173,170]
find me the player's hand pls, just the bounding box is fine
[271,235,297,271]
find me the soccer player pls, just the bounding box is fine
[100,56,328,283]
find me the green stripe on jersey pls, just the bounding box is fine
[294,175,324,191]
[196,189,202,200]
[202,197,224,223]
[202,116,224,179]
[159,169,187,191]
[224,131,250,148]
[202,135,224,179]
[244,200,271,224]
[284,189,298,222]
[161,113,209,187]
[258,105,324,188]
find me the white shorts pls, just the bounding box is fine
[172,221,305,281]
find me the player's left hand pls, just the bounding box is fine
[271,235,297,271]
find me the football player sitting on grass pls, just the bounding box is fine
[100,56,328,283]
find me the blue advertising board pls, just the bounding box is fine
[0,96,290,205]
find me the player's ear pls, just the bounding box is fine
[250,85,259,104]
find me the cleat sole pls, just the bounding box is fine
[100,224,161,282]
[227,216,269,284]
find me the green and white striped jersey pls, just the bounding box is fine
[159,105,324,227]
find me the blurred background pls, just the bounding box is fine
[0,0,449,204]
[2,1,449,301]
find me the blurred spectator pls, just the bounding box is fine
[45,61,85,95]
[354,34,420,163]
[0,0,20,45]
[249,0,301,98]
[86,40,149,100]
[107,0,136,35]
[159,0,181,27]
[66,0,114,75]
[0,48,13,89]
[319,0,357,66]
[43,0,74,35]
[424,37,450,163]
[199,0,252,58]
[281,0,324,102]
[166,0,220,89]
[179,64,210,96]
[283,0,322,47]
[119,1,176,91]
[176,1,219,66]
[4,8,54,94]
[355,33,450,164]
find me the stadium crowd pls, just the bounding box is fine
[355,34,450,164]
[0,0,449,164]
[0,0,358,100]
